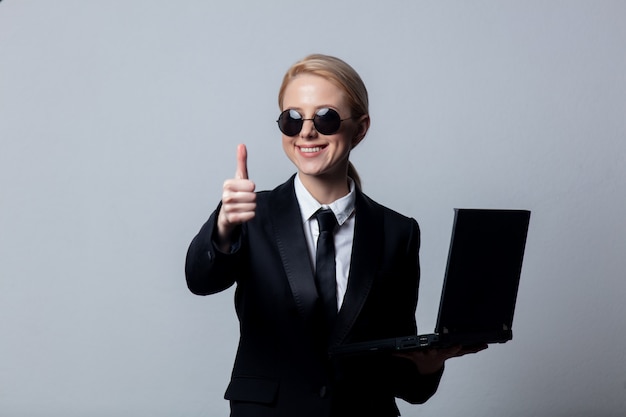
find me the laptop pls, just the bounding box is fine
[329,208,531,356]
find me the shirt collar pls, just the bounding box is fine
[294,174,356,226]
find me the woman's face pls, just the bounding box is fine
[280,74,367,185]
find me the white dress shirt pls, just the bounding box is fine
[294,174,356,310]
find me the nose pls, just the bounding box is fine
[299,119,317,139]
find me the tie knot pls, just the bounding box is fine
[315,209,337,233]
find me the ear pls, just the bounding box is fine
[351,114,370,148]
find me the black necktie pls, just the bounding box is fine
[314,208,338,332]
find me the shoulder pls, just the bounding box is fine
[249,175,298,224]
[255,175,296,207]
[357,189,418,228]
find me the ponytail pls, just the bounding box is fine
[348,161,361,190]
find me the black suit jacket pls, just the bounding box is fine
[185,176,442,417]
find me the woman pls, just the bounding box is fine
[186,54,467,417]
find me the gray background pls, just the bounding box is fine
[1,1,625,416]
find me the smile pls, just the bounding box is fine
[299,146,325,153]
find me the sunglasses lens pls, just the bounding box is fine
[277,109,303,136]
[277,108,344,136]
[313,108,341,135]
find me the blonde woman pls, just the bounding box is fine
[186,54,475,417]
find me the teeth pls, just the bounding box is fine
[300,147,321,153]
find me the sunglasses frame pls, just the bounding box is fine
[276,108,352,136]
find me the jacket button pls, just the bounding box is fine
[319,385,327,398]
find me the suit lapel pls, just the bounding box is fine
[332,191,383,345]
[269,179,384,343]
[269,176,319,321]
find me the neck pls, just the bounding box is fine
[298,172,351,205]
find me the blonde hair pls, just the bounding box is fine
[278,54,369,189]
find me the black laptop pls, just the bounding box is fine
[329,208,531,356]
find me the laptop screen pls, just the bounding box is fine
[435,209,530,336]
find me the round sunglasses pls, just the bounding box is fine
[276,108,351,136]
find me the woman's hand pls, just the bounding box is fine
[216,144,256,251]
[395,344,488,375]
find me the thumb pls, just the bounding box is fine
[235,144,249,180]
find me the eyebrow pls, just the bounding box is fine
[282,105,340,113]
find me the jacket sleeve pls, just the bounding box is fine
[184,203,247,295]
[392,217,444,404]
[391,357,444,404]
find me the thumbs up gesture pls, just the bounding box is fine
[216,144,257,249]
